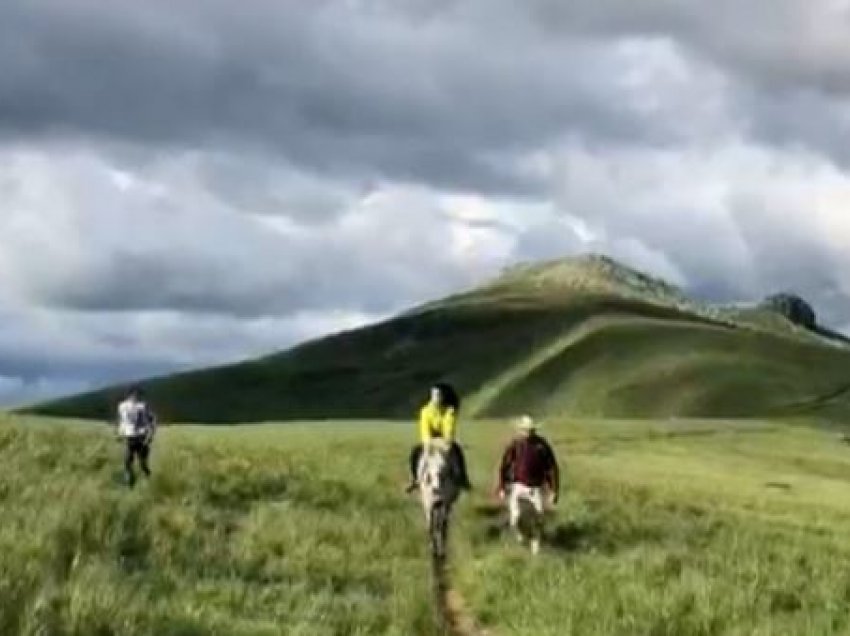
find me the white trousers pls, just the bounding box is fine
[508,482,545,527]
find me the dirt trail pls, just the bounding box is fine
[432,555,491,636]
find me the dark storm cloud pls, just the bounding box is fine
[523,0,850,165]
[527,0,850,90]
[0,0,682,197]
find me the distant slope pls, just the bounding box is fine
[26,254,850,423]
[482,316,850,419]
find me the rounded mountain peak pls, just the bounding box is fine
[493,253,685,302]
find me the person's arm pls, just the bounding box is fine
[113,404,123,438]
[443,407,457,442]
[419,407,431,445]
[146,407,158,443]
[495,442,514,497]
[543,438,560,503]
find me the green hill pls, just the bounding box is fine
[26,254,850,423]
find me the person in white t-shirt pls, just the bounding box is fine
[115,386,157,487]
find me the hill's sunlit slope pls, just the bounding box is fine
[28,255,850,423]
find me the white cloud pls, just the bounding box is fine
[536,138,850,316]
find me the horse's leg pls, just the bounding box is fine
[427,499,445,559]
[435,501,445,558]
[421,492,431,525]
[440,502,451,557]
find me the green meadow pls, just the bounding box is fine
[4,414,850,635]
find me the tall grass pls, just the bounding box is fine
[0,417,437,636]
[6,416,850,634]
[455,419,850,635]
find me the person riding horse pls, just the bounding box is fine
[416,436,461,558]
[406,383,472,494]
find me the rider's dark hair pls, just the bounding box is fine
[432,382,461,411]
[127,385,144,399]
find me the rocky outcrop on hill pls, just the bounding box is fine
[761,293,817,329]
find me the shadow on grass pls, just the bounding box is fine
[471,503,509,542]
[547,522,595,553]
[472,502,600,554]
[469,499,696,557]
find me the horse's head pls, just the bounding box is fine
[419,439,452,501]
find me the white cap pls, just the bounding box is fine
[516,415,537,431]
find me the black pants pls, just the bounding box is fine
[409,441,471,489]
[124,436,151,486]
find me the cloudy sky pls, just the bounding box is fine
[2,0,850,406]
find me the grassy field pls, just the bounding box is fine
[4,414,850,634]
[0,416,438,636]
[456,418,850,635]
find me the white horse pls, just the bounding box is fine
[418,439,461,559]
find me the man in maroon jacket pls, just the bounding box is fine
[495,415,560,554]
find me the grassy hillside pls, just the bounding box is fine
[27,255,850,423]
[481,317,850,420]
[6,414,850,634]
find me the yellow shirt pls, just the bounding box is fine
[419,402,457,444]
